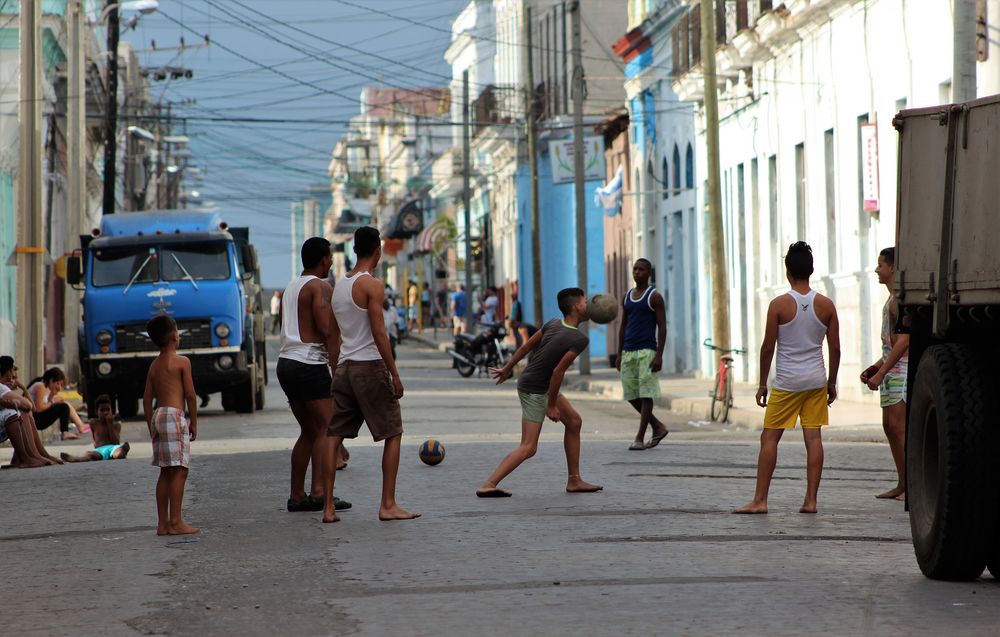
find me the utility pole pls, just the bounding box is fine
[462,69,474,324]
[953,0,977,101]
[64,0,85,381]
[570,1,590,375]
[16,0,45,376]
[103,0,121,216]
[701,0,730,352]
[522,2,543,325]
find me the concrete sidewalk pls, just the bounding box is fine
[408,330,884,438]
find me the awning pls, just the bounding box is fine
[415,216,457,254]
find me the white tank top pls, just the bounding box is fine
[773,289,829,392]
[332,272,382,364]
[278,275,329,365]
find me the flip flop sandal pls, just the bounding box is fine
[476,488,512,498]
[305,495,353,511]
[628,441,646,451]
[645,430,670,449]
[287,497,314,512]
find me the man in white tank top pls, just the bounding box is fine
[276,237,351,514]
[734,241,841,515]
[321,226,419,523]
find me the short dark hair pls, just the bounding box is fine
[0,356,13,376]
[557,287,585,316]
[879,246,895,266]
[301,237,331,270]
[634,257,652,268]
[784,241,814,280]
[354,226,381,259]
[95,394,113,409]
[146,314,178,348]
[42,367,66,385]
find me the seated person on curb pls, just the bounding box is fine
[60,394,130,462]
[28,367,87,439]
[0,356,62,467]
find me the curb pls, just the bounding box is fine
[566,377,765,431]
[407,333,450,352]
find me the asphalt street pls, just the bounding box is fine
[2,337,999,636]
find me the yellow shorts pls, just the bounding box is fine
[763,387,828,429]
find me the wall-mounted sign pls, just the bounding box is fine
[861,123,880,213]
[549,136,605,184]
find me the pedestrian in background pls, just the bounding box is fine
[481,286,499,325]
[406,280,419,333]
[383,298,399,359]
[270,290,282,335]
[434,283,448,328]
[734,242,840,515]
[421,282,431,332]
[451,284,467,336]
[860,247,908,501]
[616,258,670,451]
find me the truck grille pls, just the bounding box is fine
[114,320,212,352]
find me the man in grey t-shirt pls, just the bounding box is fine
[476,287,603,497]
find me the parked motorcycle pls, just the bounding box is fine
[446,322,512,378]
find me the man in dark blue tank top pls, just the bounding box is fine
[616,258,670,450]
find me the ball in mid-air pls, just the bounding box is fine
[588,294,619,324]
[419,439,446,466]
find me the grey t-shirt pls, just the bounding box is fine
[517,319,589,394]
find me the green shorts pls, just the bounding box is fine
[620,349,661,401]
[518,390,548,424]
[880,373,906,408]
[94,444,124,460]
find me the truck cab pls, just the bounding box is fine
[67,210,267,416]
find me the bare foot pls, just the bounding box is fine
[168,522,200,535]
[62,431,80,440]
[46,454,64,464]
[113,442,130,459]
[732,502,768,514]
[322,512,340,524]
[60,452,81,463]
[875,487,904,500]
[157,526,169,536]
[799,502,817,514]
[566,477,603,493]
[16,459,47,468]
[378,504,421,521]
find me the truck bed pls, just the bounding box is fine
[895,94,1000,307]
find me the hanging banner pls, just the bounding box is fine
[861,123,880,213]
[549,136,604,184]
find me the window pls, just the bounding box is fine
[92,245,158,287]
[768,154,780,278]
[161,243,231,282]
[673,144,681,195]
[824,129,837,272]
[662,157,669,199]
[685,143,694,189]
[794,142,806,241]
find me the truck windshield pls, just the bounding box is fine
[92,246,158,287]
[161,243,231,281]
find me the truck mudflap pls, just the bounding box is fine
[906,343,998,580]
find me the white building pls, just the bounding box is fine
[671,0,1000,399]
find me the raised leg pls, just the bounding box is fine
[733,428,784,514]
[24,413,61,463]
[378,434,419,520]
[800,427,824,513]
[876,401,906,500]
[479,419,542,494]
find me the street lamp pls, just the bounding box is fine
[102,0,159,216]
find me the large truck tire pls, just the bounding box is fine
[907,343,993,580]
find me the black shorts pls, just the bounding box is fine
[276,358,332,403]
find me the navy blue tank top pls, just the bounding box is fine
[622,286,658,352]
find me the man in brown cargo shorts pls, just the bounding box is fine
[322,226,420,523]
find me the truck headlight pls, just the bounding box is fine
[217,354,234,370]
[215,323,231,338]
[97,362,113,376]
[96,330,113,346]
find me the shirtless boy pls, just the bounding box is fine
[860,247,908,500]
[476,287,603,497]
[60,394,130,462]
[322,226,419,523]
[143,315,199,535]
[734,242,840,514]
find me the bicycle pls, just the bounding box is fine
[703,338,747,423]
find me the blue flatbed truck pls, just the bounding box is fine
[66,210,268,416]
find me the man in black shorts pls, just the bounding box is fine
[276,237,350,513]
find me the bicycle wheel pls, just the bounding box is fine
[710,371,724,421]
[720,365,733,423]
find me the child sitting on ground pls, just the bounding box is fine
[143,315,199,536]
[60,394,130,462]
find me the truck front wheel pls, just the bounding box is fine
[907,343,994,580]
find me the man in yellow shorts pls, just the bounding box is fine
[733,242,840,514]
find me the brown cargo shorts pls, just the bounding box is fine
[328,359,403,442]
